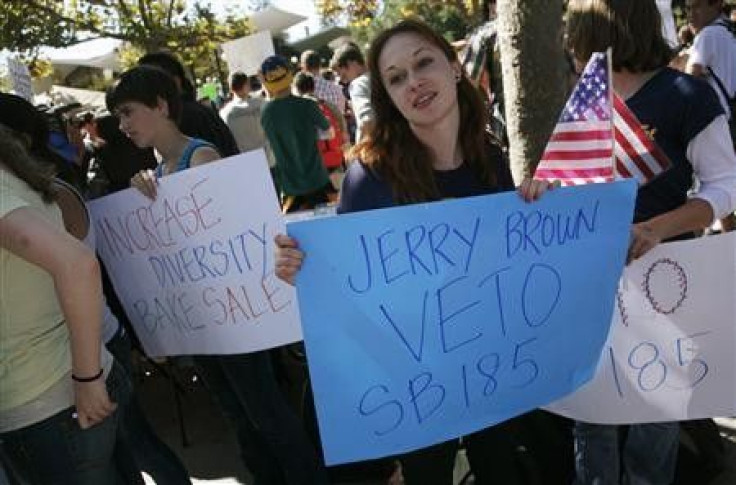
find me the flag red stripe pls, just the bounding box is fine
[614,128,656,180]
[614,157,633,179]
[541,149,613,161]
[535,167,614,179]
[549,130,612,142]
[612,95,641,132]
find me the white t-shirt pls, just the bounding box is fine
[688,115,736,222]
[349,73,373,142]
[688,17,736,117]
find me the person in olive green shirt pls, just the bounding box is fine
[259,55,333,212]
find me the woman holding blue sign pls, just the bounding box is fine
[565,1,736,484]
[275,18,561,485]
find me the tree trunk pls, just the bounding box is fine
[497,0,567,182]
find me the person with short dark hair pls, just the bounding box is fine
[685,0,736,231]
[230,71,249,92]
[260,56,333,212]
[107,65,183,124]
[293,70,315,94]
[331,42,373,141]
[220,70,271,156]
[566,0,736,482]
[138,52,240,157]
[293,71,348,175]
[106,65,220,197]
[686,0,736,114]
[300,49,346,114]
[331,41,366,70]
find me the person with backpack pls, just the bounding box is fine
[293,72,348,190]
[566,1,736,483]
[686,0,736,231]
[259,56,334,213]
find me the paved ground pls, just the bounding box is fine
[136,360,250,485]
[135,357,735,485]
[136,357,461,485]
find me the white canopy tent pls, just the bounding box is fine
[34,85,107,109]
[40,37,123,70]
[249,5,307,33]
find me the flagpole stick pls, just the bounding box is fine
[607,47,615,180]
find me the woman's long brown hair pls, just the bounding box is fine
[0,124,57,203]
[351,18,496,204]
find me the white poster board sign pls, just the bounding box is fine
[547,232,736,422]
[7,57,33,102]
[221,30,275,76]
[88,150,302,357]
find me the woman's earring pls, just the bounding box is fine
[455,72,462,82]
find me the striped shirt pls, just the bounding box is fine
[313,76,346,114]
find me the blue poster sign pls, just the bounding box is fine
[288,180,637,465]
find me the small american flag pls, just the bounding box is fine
[535,52,614,185]
[535,52,671,186]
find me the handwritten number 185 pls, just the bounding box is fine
[609,332,711,397]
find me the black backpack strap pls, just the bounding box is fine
[715,18,736,36]
[705,20,736,105]
[706,66,732,103]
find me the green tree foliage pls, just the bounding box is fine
[0,0,252,78]
[317,0,485,47]
[316,0,380,27]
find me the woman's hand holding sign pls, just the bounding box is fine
[131,168,159,200]
[274,234,304,286]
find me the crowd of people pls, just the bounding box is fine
[1,0,735,484]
